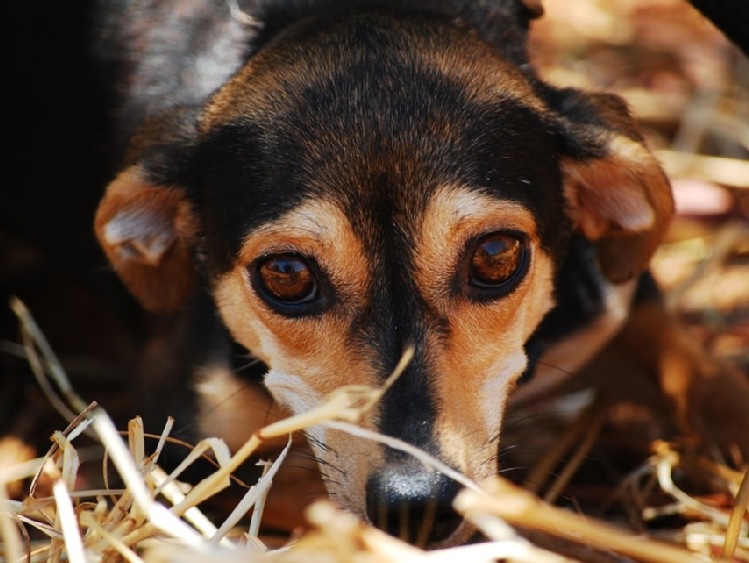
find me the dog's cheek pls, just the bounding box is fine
[213,272,387,514]
[266,379,383,516]
[212,266,381,409]
[430,249,555,480]
[262,368,386,516]
[212,270,276,365]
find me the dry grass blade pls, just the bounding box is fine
[209,436,292,545]
[52,480,85,563]
[9,297,88,416]
[149,467,223,541]
[153,436,232,498]
[652,443,732,528]
[1,458,44,563]
[456,477,704,563]
[247,452,285,539]
[91,412,206,547]
[721,467,749,560]
[466,518,569,562]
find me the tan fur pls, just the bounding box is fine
[415,187,555,478]
[580,300,749,463]
[94,165,199,312]
[212,186,555,508]
[562,136,674,283]
[212,200,388,514]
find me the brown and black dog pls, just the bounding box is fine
[75,0,749,547]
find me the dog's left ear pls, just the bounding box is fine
[95,165,199,312]
[550,88,674,283]
[94,109,201,312]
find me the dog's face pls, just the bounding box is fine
[95,9,672,546]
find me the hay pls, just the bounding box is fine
[2,299,748,562]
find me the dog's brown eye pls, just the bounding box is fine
[469,233,527,289]
[257,254,317,304]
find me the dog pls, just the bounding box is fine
[88,0,749,547]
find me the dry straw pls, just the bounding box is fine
[1,297,747,562]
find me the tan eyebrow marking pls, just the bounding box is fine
[233,199,370,299]
[414,184,540,310]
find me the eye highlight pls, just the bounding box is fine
[250,253,329,316]
[465,232,529,299]
[257,254,316,303]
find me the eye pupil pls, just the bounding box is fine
[257,254,317,304]
[470,234,524,288]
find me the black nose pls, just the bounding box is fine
[365,464,463,545]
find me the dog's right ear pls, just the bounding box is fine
[545,88,674,283]
[95,109,201,312]
[95,165,199,312]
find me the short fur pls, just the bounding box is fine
[90,0,749,547]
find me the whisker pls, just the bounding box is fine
[535,359,575,377]
[233,357,264,372]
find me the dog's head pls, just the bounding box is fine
[95,1,672,546]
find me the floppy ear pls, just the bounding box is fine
[94,164,199,312]
[552,90,674,283]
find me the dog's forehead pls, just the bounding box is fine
[196,11,566,269]
[202,11,541,128]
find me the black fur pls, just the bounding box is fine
[245,0,540,64]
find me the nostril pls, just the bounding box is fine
[365,465,463,545]
[424,503,463,544]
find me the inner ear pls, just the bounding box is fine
[561,135,673,283]
[94,165,199,312]
[542,88,674,283]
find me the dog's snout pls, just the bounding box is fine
[365,465,463,545]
